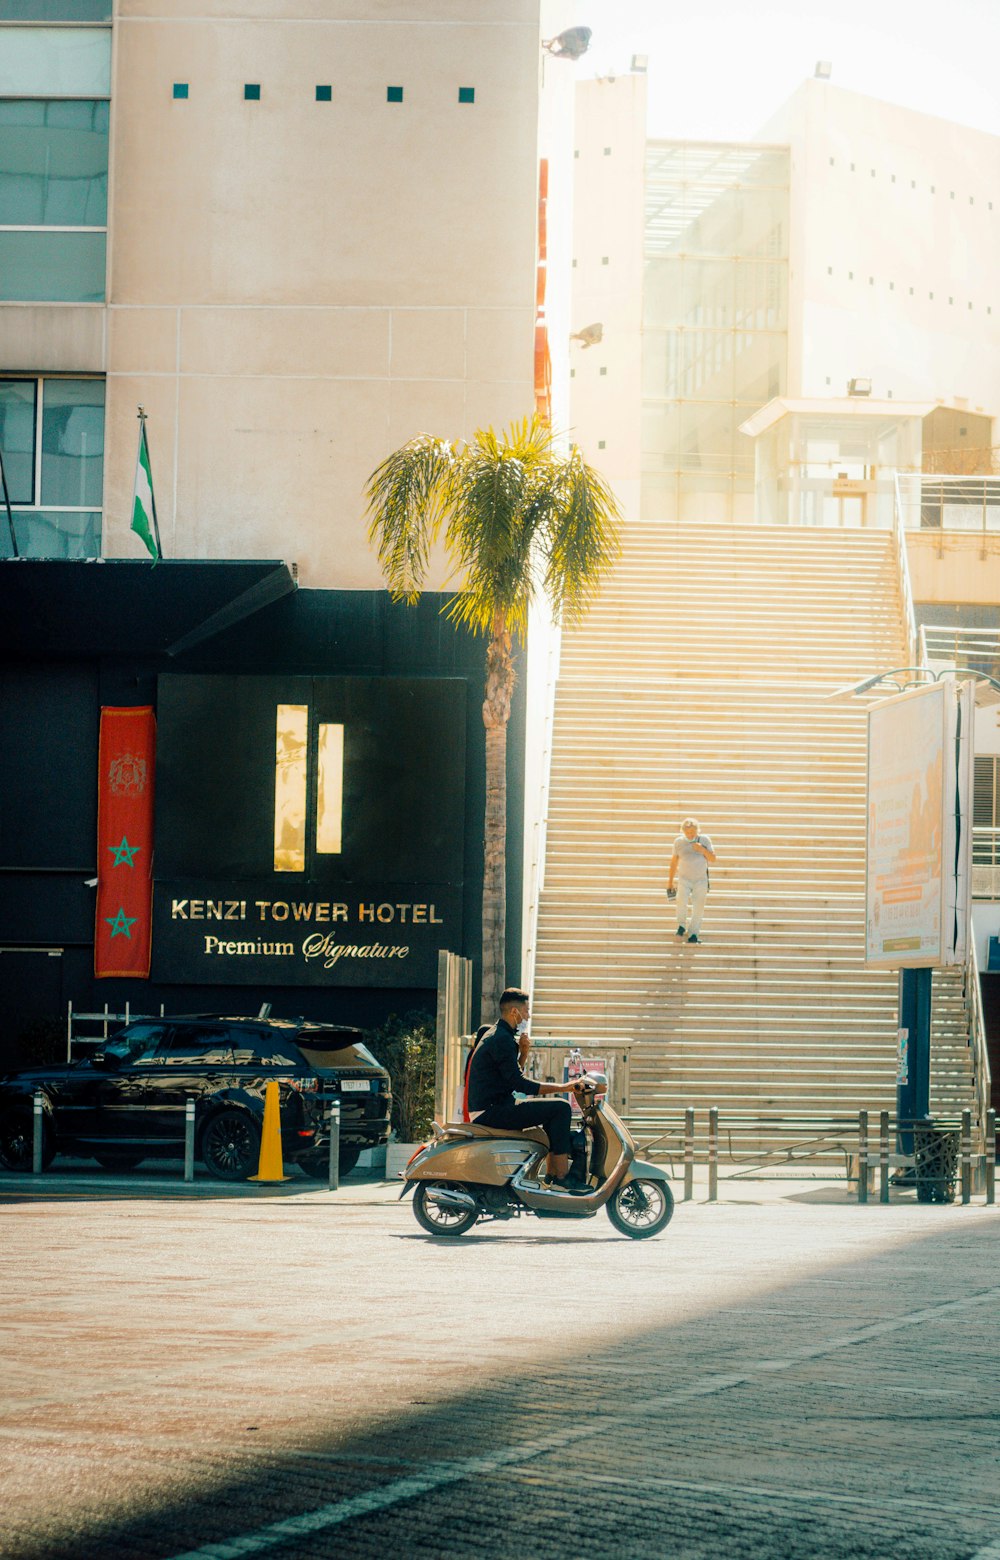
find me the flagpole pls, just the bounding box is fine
[0,440,19,558]
[136,405,164,561]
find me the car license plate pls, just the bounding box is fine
[340,1079,370,1092]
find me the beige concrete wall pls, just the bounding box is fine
[103,1,542,585]
[568,74,645,520]
[907,530,1000,605]
[761,81,1000,414]
[0,306,105,375]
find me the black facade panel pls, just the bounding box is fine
[0,576,526,1050]
[0,664,98,868]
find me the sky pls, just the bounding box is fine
[575,0,1000,143]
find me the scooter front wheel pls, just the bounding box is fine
[412,1181,480,1237]
[607,1177,674,1239]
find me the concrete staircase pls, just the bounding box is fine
[531,523,973,1146]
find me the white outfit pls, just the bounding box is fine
[673,832,713,937]
[676,876,709,936]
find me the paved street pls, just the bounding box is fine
[1,1168,998,1560]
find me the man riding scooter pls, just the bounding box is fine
[467,988,589,1192]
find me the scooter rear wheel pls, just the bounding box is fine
[413,1181,480,1237]
[607,1177,674,1239]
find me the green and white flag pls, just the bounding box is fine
[131,419,160,560]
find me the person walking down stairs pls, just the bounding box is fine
[667,818,717,945]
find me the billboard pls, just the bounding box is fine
[865,680,974,968]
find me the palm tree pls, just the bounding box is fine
[366,416,621,1020]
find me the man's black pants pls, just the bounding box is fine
[473,1098,572,1156]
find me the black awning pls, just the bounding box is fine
[0,558,296,659]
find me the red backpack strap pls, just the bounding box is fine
[462,1026,490,1122]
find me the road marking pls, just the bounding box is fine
[166,1284,1000,1560]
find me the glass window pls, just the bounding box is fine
[0,100,109,226]
[0,229,105,302]
[41,378,103,507]
[1,2,111,16]
[105,1024,169,1067]
[0,375,104,559]
[0,380,36,504]
[157,1027,235,1065]
[641,140,789,519]
[3,509,100,560]
[0,29,111,98]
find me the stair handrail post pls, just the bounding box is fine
[965,938,991,1154]
[892,471,921,674]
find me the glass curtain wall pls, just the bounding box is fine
[641,142,790,522]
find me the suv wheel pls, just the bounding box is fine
[0,1111,53,1172]
[201,1109,261,1181]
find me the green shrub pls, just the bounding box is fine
[367,1010,437,1143]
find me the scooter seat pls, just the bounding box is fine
[444,1122,550,1149]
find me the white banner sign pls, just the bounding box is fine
[865,681,973,968]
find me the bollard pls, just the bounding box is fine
[708,1107,718,1203]
[879,1111,890,1204]
[961,1110,972,1206]
[857,1110,869,1205]
[184,1099,195,1183]
[32,1091,44,1175]
[683,1107,694,1202]
[986,1110,995,1206]
[327,1101,341,1192]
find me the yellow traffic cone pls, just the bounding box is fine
[249,1079,288,1182]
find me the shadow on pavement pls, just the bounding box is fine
[6,1214,998,1560]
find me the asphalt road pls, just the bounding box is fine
[1,1168,998,1560]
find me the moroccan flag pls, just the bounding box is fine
[95,707,156,978]
[131,419,160,560]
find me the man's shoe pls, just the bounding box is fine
[687,933,700,943]
[547,1173,589,1195]
[675,926,686,938]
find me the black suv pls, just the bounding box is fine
[0,1016,391,1181]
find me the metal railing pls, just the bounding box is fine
[964,939,993,1153]
[623,1106,995,1204]
[922,624,1000,681]
[891,472,921,669]
[895,472,1000,540]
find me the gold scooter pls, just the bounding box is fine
[401,1052,675,1239]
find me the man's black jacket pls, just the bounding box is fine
[467,1017,540,1114]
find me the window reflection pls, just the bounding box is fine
[0,380,36,504]
[0,230,105,302]
[42,379,104,507]
[316,723,344,854]
[0,100,109,226]
[274,705,308,873]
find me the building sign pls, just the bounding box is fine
[153,882,461,987]
[865,680,973,968]
[152,673,467,988]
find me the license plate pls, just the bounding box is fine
[340,1079,370,1093]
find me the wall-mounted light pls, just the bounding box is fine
[815,61,832,79]
[848,377,872,397]
[631,54,649,72]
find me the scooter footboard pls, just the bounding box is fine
[620,1158,672,1185]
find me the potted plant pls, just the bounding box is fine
[368,1011,437,1179]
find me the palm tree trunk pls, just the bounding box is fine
[481,618,514,1021]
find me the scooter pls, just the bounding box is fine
[400,1050,675,1239]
